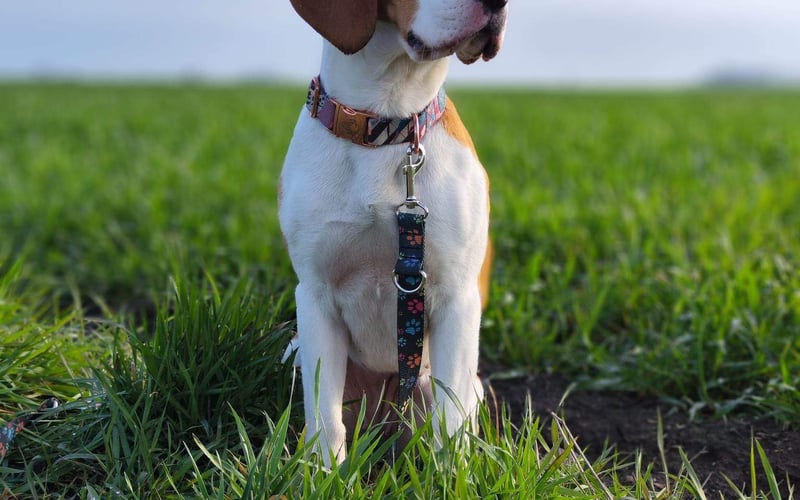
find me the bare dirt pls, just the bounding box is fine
[485,368,799,497]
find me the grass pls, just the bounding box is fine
[0,82,798,497]
[471,90,800,417]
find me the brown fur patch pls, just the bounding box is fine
[379,0,419,34]
[440,97,479,159]
[479,239,493,309]
[291,0,378,54]
[342,359,432,445]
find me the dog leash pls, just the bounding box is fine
[393,132,428,409]
[390,126,428,460]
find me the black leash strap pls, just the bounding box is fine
[395,210,426,406]
[393,140,428,410]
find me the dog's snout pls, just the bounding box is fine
[479,0,507,13]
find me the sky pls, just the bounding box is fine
[2,1,800,85]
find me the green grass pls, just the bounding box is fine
[470,90,800,417]
[1,83,798,497]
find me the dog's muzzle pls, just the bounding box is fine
[456,6,508,64]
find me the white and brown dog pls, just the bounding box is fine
[279,0,507,465]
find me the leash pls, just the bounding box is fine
[0,397,60,462]
[390,127,428,459]
[393,135,428,409]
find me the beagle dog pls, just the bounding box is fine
[279,0,507,465]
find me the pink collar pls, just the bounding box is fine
[306,76,447,148]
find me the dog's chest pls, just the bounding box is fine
[313,178,412,370]
[284,142,407,284]
[319,198,398,293]
[281,124,486,370]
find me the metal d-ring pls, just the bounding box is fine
[393,270,427,294]
[396,199,429,218]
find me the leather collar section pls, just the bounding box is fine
[306,76,447,148]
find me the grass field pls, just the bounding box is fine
[1,83,798,497]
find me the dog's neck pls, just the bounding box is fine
[319,22,449,118]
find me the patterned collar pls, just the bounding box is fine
[306,76,447,148]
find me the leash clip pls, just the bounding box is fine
[397,144,428,217]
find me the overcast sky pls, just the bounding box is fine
[2,1,799,85]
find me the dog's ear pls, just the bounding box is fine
[290,0,378,54]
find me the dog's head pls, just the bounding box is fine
[290,0,507,64]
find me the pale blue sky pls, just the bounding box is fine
[2,1,799,85]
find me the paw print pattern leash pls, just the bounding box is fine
[393,127,428,410]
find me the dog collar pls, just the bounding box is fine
[306,76,446,148]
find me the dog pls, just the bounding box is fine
[279,0,507,465]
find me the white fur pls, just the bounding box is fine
[280,0,505,465]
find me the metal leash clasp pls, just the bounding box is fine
[396,143,428,217]
[396,114,428,217]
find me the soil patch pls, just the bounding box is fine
[485,368,799,497]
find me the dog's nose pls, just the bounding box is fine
[479,0,507,13]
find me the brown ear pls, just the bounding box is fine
[290,0,377,55]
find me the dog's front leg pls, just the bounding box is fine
[428,289,484,441]
[296,283,348,466]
